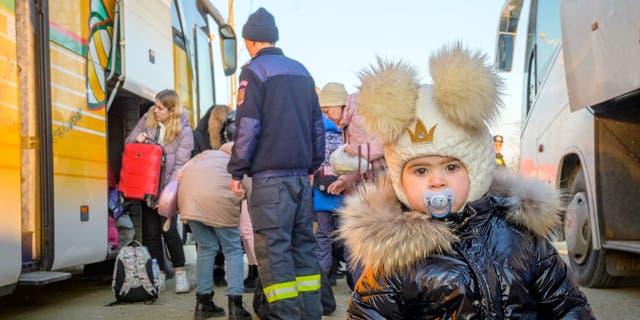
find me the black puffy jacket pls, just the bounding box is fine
[338,171,594,320]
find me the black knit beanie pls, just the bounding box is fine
[242,7,279,42]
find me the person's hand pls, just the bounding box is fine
[230,179,245,196]
[176,168,184,182]
[343,144,359,157]
[308,174,314,185]
[136,132,148,143]
[327,180,346,195]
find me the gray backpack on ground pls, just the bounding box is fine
[110,241,158,304]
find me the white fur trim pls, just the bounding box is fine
[338,171,562,275]
[337,176,457,275]
[490,169,563,237]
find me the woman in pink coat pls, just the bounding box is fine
[323,92,385,289]
[327,93,386,195]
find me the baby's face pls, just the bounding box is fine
[401,155,470,214]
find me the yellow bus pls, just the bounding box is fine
[0,0,236,295]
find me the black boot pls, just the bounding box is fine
[213,266,227,287]
[228,295,251,320]
[194,293,225,319]
[243,265,259,293]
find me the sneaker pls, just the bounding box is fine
[174,270,190,293]
[158,271,166,291]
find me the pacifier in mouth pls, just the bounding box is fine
[423,188,455,219]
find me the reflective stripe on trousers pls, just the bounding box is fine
[263,274,321,303]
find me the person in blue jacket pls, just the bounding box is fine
[313,83,348,286]
[227,7,324,320]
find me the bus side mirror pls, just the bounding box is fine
[496,33,514,71]
[219,24,237,76]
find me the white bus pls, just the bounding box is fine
[0,0,236,296]
[495,0,640,287]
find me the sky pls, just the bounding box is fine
[230,1,504,89]
[222,0,517,118]
[216,0,521,160]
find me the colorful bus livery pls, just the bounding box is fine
[0,0,236,296]
[0,0,22,297]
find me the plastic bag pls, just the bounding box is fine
[329,145,369,175]
[157,180,179,219]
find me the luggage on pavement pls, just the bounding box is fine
[109,241,158,304]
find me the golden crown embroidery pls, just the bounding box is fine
[406,119,437,144]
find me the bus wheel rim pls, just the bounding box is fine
[565,192,591,265]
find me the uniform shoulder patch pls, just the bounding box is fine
[237,80,248,106]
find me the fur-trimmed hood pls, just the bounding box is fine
[337,169,562,275]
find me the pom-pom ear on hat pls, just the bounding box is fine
[430,43,502,135]
[357,58,420,144]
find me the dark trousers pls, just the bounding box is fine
[315,211,337,279]
[141,204,185,271]
[250,176,322,320]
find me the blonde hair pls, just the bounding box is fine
[145,89,183,144]
[208,105,231,149]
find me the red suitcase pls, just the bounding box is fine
[118,142,164,206]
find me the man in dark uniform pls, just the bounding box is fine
[227,7,324,320]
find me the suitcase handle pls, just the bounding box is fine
[144,137,161,146]
[143,137,165,208]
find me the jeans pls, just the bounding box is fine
[188,220,244,296]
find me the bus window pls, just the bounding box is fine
[521,0,538,118]
[495,0,522,72]
[497,34,514,71]
[526,45,537,116]
[534,0,561,86]
[195,26,214,111]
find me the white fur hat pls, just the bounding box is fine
[319,82,348,107]
[358,43,502,208]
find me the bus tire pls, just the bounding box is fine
[565,168,617,288]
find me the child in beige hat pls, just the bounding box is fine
[338,44,593,319]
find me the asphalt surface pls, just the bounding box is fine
[1,243,639,319]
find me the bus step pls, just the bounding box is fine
[602,241,640,255]
[18,271,71,286]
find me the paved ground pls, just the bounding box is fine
[1,243,639,319]
[0,244,351,320]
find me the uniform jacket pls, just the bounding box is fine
[178,150,243,227]
[227,47,324,180]
[339,170,594,320]
[125,110,194,189]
